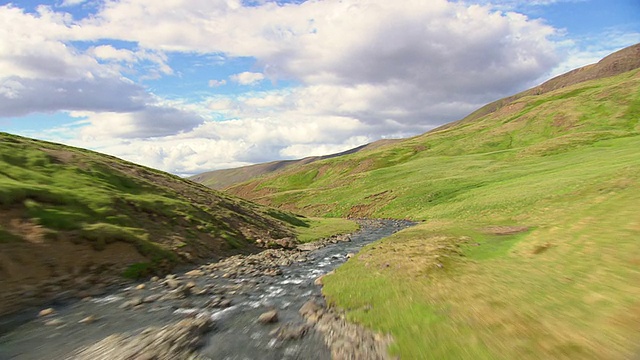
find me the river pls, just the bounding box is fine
[0,219,413,360]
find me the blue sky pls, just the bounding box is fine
[0,0,638,175]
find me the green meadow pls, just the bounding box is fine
[226,69,640,358]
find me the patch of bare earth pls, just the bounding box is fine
[0,234,146,316]
[481,226,529,236]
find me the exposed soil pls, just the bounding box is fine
[481,225,530,236]
[0,237,146,316]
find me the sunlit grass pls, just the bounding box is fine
[295,217,359,243]
[227,70,640,358]
[0,133,301,277]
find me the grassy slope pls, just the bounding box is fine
[190,139,400,190]
[294,217,360,243]
[225,69,640,358]
[0,133,330,314]
[0,132,297,250]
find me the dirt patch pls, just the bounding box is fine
[532,242,554,254]
[348,191,396,218]
[552,114,579,130]
[348,204,376,218]
[0,239,147,316]
[493,102,526,119]
[481,226,529,236]
[41,148,75,164]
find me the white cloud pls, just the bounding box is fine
[59,0,88,7]
[230,72,265,86]
[545,30,640,79]
[72,0,559,117]
[208,79,227,87]
[90,45,137,62]
[9,0,632,174]
[0,5,161,116]
[74,105,206,139]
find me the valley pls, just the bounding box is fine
[1,44,639,359]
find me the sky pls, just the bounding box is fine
[0,0,638,176]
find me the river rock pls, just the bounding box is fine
[302,301,394,360]
[135,284,146,290]
[142,294,162,303]
[119,297,143,309]
[165,279,181,289]
[71,317,213,360]
[273,238,296,249]
[45,319,64,326]
[185,269,204,277]
[270,323,310,340]
[79,315,99,324]
[38,308,55,317]
[258,310,279,324]
[299,300,323,317]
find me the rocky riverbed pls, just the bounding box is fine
[0,219,413,360]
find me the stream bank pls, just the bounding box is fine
[0,219,413,360]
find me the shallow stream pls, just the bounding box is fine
[0,219,413,360]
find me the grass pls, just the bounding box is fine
[324,178,640,358]
[224,69,640,358]
[0,132,298,276]
[294,217,359,243]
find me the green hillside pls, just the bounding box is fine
[222,57,640,357]
[0,133,322,316]
[190,139,399,190]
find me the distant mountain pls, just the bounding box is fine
[0,133,298,316]
[190,139,399,189]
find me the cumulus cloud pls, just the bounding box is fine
[59,0,88,7]
[0,5,169,118]
[76,106,206,139]
[74,0,558,124]
[230,72,265,86]
[0,77,148,117]
[208,79,227,87]
[1,0,581,174]
[59,112,373,175]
